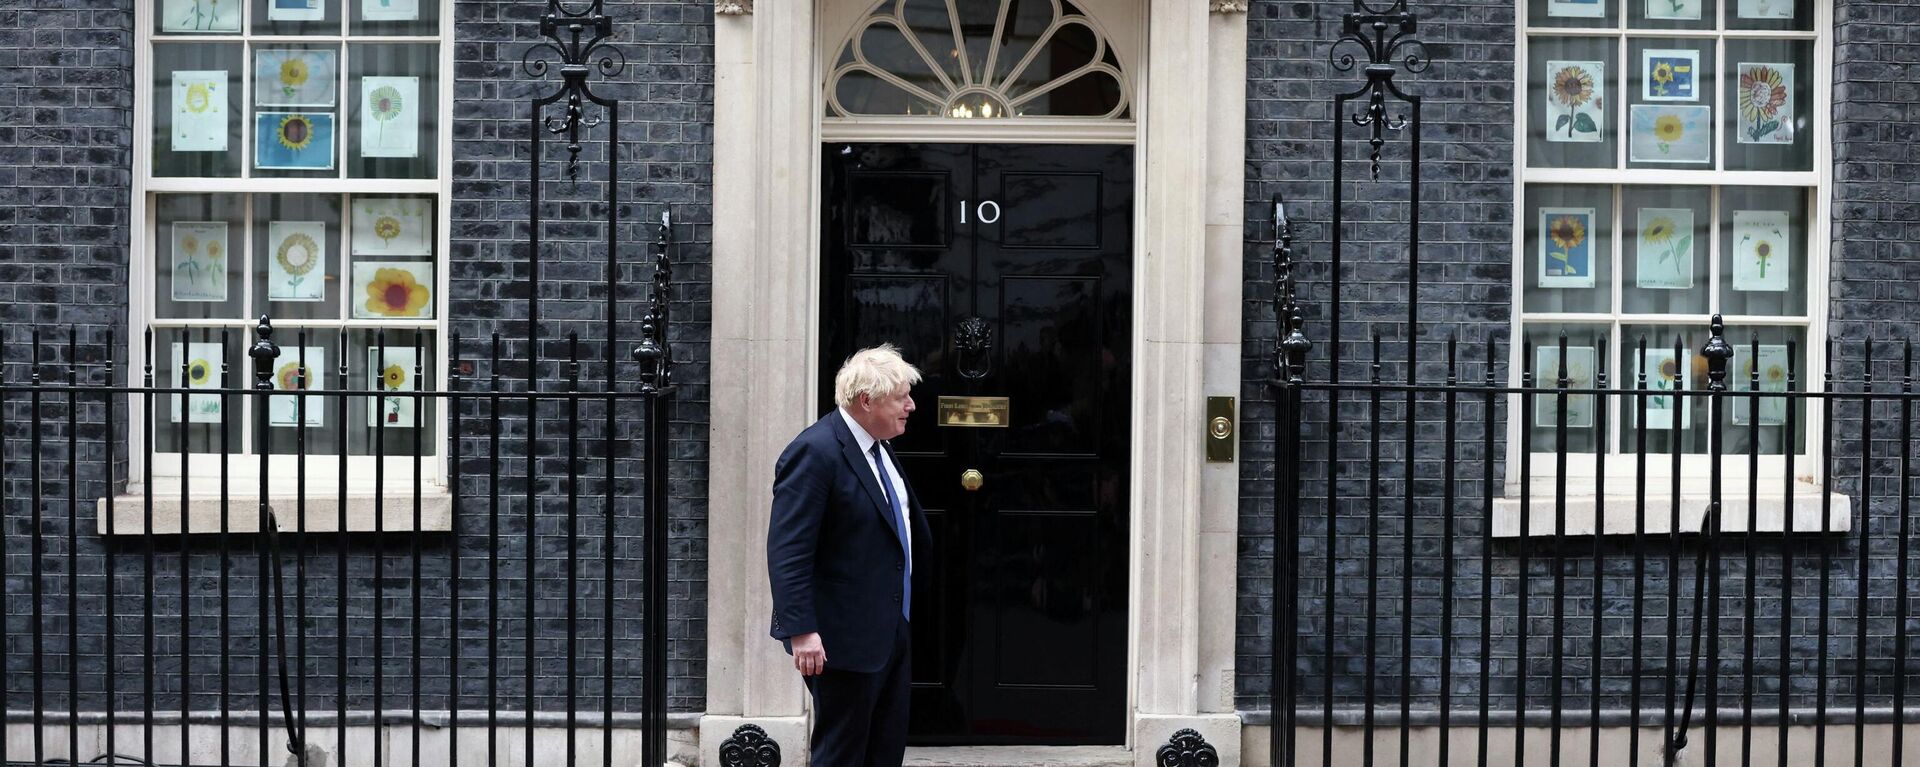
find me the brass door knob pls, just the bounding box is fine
[960,469,984,491]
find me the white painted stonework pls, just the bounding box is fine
[702,0,1252,762]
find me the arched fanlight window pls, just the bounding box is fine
[826,0,1130,119]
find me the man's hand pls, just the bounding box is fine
[792,632,827,676]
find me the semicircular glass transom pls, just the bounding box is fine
[827,0,1131,120]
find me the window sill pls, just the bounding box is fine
[96,484,453,536]
[1491,482,1851,537]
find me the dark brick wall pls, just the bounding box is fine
[1238,0,1920,723]
[447,0,713,713]
[0,0,133,335]
[0,0,715,719]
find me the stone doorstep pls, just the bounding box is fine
[902,745,1132,767]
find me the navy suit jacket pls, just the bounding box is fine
[767,411,932,674]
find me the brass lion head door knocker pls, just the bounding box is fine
[953,316,993,379]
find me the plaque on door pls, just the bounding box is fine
[937,396,1009,427]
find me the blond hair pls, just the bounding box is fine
[833,344,922,408]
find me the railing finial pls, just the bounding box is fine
[1701,314,1733,392]
[249,314,280,391]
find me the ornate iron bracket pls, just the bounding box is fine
[1272,195,1310,385]
[633,210,674,393]
[523,0,627,180]
[1328,0,1430,179]
[1156,728,1220,767]
[717,724,782,767]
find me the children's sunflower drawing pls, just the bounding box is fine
[277,114,315,150]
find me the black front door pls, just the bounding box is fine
[820,142,1133,745]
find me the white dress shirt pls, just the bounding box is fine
[839,407,913,561]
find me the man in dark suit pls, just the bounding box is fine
[767,344,930,767]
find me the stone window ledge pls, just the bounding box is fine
[96,485,453,536]
[1492,483,1851,538]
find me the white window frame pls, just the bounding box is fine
[128,0,456,497]
[1507,1,1835,500]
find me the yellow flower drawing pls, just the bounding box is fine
[1549,215,1586,251]
[184,82,212,113]
[1651,62,1674,87]
[363,267,431,317]
[187,358,213,386]
[180,235,199,255]
[1643,217,1676,244]
[276,114,315,151]
[373,216,402,245]
[1653,114,1685,143]
[276,232,319,276]
[1551,67,1593,109]
[275,360,310,391]
[205,240,223,261]
[279,58,309,89]
[381,364,407,390]
[1765,364,1786,384]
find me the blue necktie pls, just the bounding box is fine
[871,443,912,620]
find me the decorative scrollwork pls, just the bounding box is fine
[1327,0,1429,180]
[717,724,781,767]
[954,316,993,380]
[1271,196,1311,385]
[633,210,674,394]
[1155,728,1220,767]
[523,0,624,181]
[715,0,752,15]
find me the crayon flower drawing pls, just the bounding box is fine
[1546,61,1605,144]
[1635,207,1694,289]
[1732,210,1790,292]
[1538,207,1597,288]
[1736,63,1794,145]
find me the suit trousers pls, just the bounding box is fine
[805,618,911,767]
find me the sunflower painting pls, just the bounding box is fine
[171,70,228,152]
[351,198,432,255]
[1629,104,1711,164]
[170,221,229,302]
[1635,207,1695,289]
[367,346,419,429]
[1640,349,1693,431]
[1538,207,1596,288]
[255,50,336,107]
[267,221,327,301]
[268,346,327,427]
[1732,344,1791,426]
[169,342,225,424]
[1731,210,1791,292]
[1736,63,1793,144]
[1534,345,1597,430]
[255,111,336,170]
[360,76,420,159]
[1544,60,1604,144]
[1641,49,1698,101]
[351,261,434,319]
